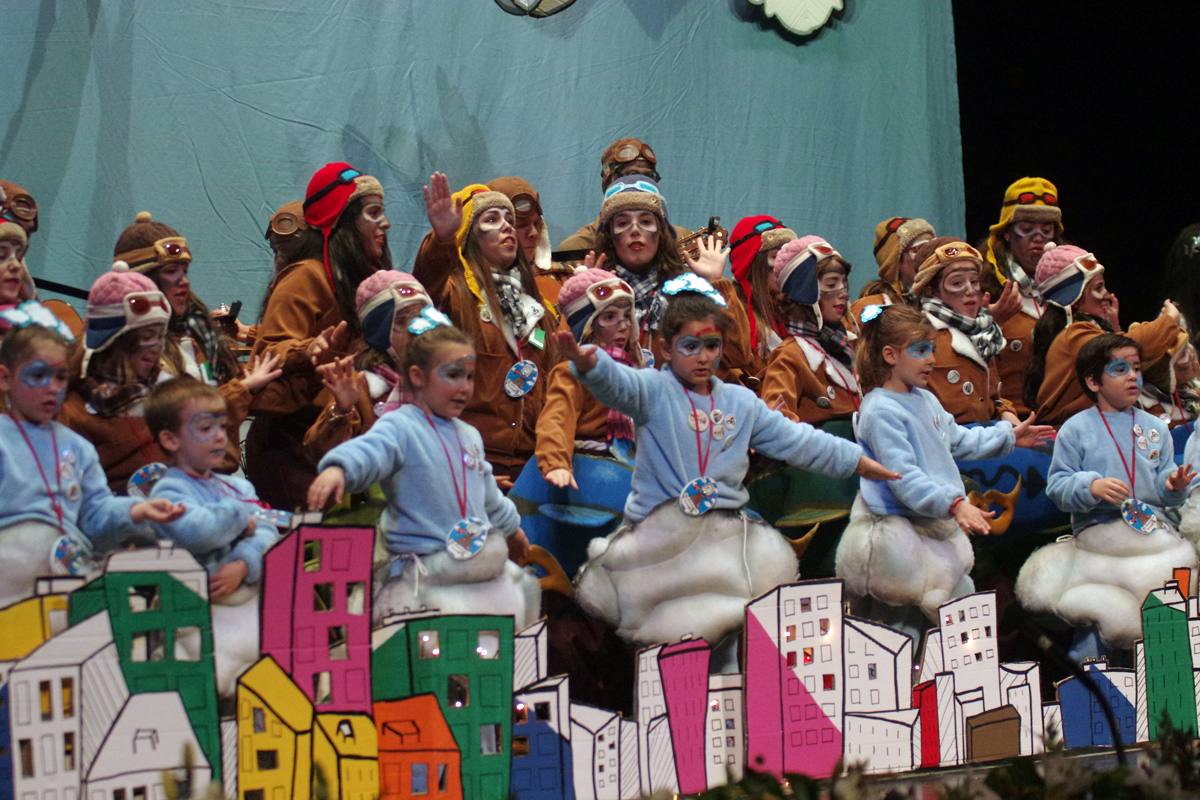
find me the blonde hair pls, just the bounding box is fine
[854,304,934,392]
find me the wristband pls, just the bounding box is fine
[949,496,966,516]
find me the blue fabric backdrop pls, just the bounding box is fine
[1,0,963,317]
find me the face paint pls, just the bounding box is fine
[18,359,68,389]
[187,411,227,444]
[476,208,514,232]
[436,356,477,386]
[905,340,935,359]
[611,211,659,236]
[155,262,189,288]
[818,276,849,296]
[594,306,633,331]
[360,202,387,224]
[135,327,165,351]
[1104,359,1134,378]
[940,270,981,296]
[1010,221,1055,240]
[674,335,724,358]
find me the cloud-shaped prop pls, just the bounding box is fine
[749,0,843,36]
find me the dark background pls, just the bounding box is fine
[952,2,1200,324]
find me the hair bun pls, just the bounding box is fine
[134,211,153,223]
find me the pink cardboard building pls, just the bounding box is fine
[657,638,711,794]
[261,525,375,714]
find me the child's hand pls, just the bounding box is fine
[954,498,995,535]
[855,455,901,481]
[319,355,363,414]
[583,249,608,272]
[1167,463,1197,493]
[1090,477,1130,504]
[131,498,185,524]
[506,528,530,564]
[238,517,257,540]
[241,351,283,393]
[210,560,249,600]
[308,467,346,511]
[683,234,731,282]
[552,330,598,373]
[985,280,1022,325]
[1012,412,1055,448]
[307,321,351,367]
[544,468,578,489]
[423,171,463,241]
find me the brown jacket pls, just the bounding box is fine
[994,299,1039,416]
[760,336,858,425]
[302,371,401,463]
[59,395,164,493]
[642,278,757,387]
[924,318,1015,424]
[1036,314,1182,427]
[534,361,611,475]
[413,232,560,478]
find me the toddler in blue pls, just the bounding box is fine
[309,308,540,628]
[0,312,182,606]
[835,304,1052,640]
[145,376,279,694]
[556,276,897,659]
[1018,333,1196,656]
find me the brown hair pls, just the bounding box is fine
[456,229,557,343]
[854,303,935,392]
[746,248,784,340]
[1076,333,1142,401]
[69,328,157,390]
[0,326,69,367]
[658,293,733,344]
[402,324,474,379]
[144,376,224,440]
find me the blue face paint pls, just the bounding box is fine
[1104,359,1135,378]
[905,340,934,359]
[674,335,723,358]
[435,356,476,386]
[18,359,62,388]
[186,411,227,445]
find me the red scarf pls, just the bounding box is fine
[602,345,636,443]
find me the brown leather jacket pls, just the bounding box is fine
[760,336,858,425]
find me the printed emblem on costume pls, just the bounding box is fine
[962,381,975,396]
[1149,428,1162,444]
[826,385,836,399]
[1010,339,1023,352]
[679,476,719,516]
[51,535,84,576]
[816,396,832,409]
[1149,448,1161,460]
[710,409,728,440]
[724,413,736,430]
[480,305,493,323]
[1133,424,1144,436]
[1136,436,1148,451]
[687,409,710,432]
[447,518,490,560]
[946,369,960,385]
[642,348,655,368]
[65,482,81,503]
[504,359,539,398]
[1122,498,1166,534]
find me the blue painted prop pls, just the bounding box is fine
[957,433,1068,538]
[509,453,633,578]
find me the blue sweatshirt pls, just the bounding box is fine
[857,387,1014,518]
[576,350,863,522]
[318,404,520,555]
[149,467,279,584]
[1048,406,1183,532]
[0,415,140,553]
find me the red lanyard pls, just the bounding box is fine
[681,384,715,477]
[1172,389,1194,434]
[422,408,468,518]
[805,338,862,412]
[1098,408,1138,502]
[184,470,270,509]
[11,415,64,533]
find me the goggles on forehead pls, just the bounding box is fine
[872,217,910,255]
[118,236,192,272]
[611,142,656,166]
[2,192,37,222]
[85,289,171,352]
[509,192,542,221]
[604,179,662,200]
[661,273,727,307]
[562,278,635,330]
[268,210,306,238]
[1104,358,1138,378]
[779,241,840,306]
[0,300,76,343]
[360,282,431,351]
[1040,252,1104,310]
[730,218,784,251]
[126,291,171,317]
[406,304,453,337]
[304,167,363,210]
[1005,191,1058,207]
[926,242,982,266]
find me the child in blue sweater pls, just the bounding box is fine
[1018,334,1197,657]
[145,376,280,694]
[0,312,182,606]
[555,274,898,659]
[835,303,1052,641]
[309,307,540,628]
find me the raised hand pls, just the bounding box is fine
[551,330,598,373]
[986,279,1022,324]
[1090,477,1130,505]
[583,249,608,273]
[1012,412,1055,448]
[1167,463,1197,493]
[307,320,351,367]
[241,351,283,393]
[319,355,363,414]
[308,466,346,511]
[423,171,463,241]
[683,234,731,281]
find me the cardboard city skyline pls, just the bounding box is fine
[3,525,1200,799]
